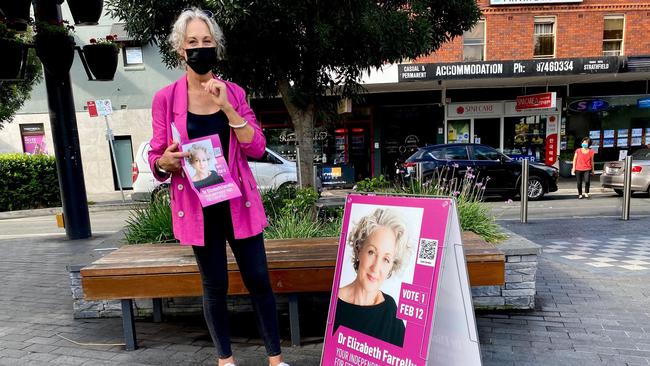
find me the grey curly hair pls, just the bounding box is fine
[169,7,225,60]
[348,208,411,278]
[186,144,211,165]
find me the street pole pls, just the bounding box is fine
[520,159,529,224]
[622,156,633,221]
[104,116,125,202]
[34,0,91,239]
[296,145,303,187]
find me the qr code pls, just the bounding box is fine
[417,238,438,267]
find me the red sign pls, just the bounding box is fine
[87,101,98,117]
[515,92,556,111]
[545,133,558,165]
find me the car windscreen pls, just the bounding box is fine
[431,146,470,160]
[631,148,650,160]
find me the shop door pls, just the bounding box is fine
[447,120,470,143]
[348,126,371,180]
[473,118,501,148]
[111,136,134,190]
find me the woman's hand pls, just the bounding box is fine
[201,79,233,112]
[571,168,575,176]
[158,142,190,173]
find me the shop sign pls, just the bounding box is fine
[87,101,98,117]
[568,99,610,113]
[447,102,503,118]
[545,115,559,166]
[491,0,582,4]
[398,57,620,82]
[637,98,650,109]
[515,92,556,111]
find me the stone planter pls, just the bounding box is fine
[471,229,542,310]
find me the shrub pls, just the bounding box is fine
[0,153,61,211]
[123,189,176,244]
[355,166,506,243]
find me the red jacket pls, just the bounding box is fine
[148,75,268,245]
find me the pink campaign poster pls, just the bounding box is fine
[322,194,450,366]
[180,135,241,207]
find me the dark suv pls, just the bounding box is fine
[403,143,559,200]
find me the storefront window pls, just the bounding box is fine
[565,95,650,164]
[503,115,547,163]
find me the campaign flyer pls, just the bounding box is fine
[180,134,241,207]
[322,194,451,366]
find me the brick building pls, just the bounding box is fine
[255,0,650,184]
[397,0,650,175]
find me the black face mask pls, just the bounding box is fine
[185,47,217,75]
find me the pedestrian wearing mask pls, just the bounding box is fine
[148,8,288,366]
[571,137,595,199]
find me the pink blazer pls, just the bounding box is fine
[148,75,268,245]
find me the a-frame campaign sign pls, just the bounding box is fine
[321,194,481,366]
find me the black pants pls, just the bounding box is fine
[576,170,591,195]
[192,202,281,359]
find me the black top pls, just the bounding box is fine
[187,110,230,162]
[187,110,231,221]
[333,292,405,347]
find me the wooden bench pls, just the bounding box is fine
[81,234,504,350]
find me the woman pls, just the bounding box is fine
[188,144,224,189]
[333,208,411,347]
[148,8,288,366]
[571,137,595,199]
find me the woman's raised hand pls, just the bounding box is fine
[201,79,233,111]
[159,142,190,172]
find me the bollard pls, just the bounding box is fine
[520,159,529,224]
[622,155,633,220]
[416,162,423,183]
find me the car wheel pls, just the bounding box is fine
[527,176,545,201]
[614,189,624,197]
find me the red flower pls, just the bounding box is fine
[105,35,114,41]
[90,38,97,44]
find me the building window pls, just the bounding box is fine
[463,20,485,61]
[603,15,624,56]
[123,46,144,67]
[533,17,555,58]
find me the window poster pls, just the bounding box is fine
[646,128,650,145]
[603,130,615,139]
[616,137,628,147]
[632,128,643,137]
[603,138,615,148]
[591,139,600,148]
[589,130,601,140]
[617,129,629,138]
[631,137,642,146]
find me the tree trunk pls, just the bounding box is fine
[278,79,315,188]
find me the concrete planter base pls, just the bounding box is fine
[471,229,542,310]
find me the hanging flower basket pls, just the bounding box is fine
[34,22,75,79]
[83,44,119,81]
[0,38,27,80]
[0,0,32,31]
[66,0,104,26]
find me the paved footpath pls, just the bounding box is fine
[1,216,650,365]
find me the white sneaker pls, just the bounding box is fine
[584,192,590,198]
[224,363,236,366]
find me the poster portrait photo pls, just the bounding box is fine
[183,139,225,190]
[333,203,423,347]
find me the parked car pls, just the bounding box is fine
[600,148,650,196]
[401,143,559,200]
[131,142,298,201]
